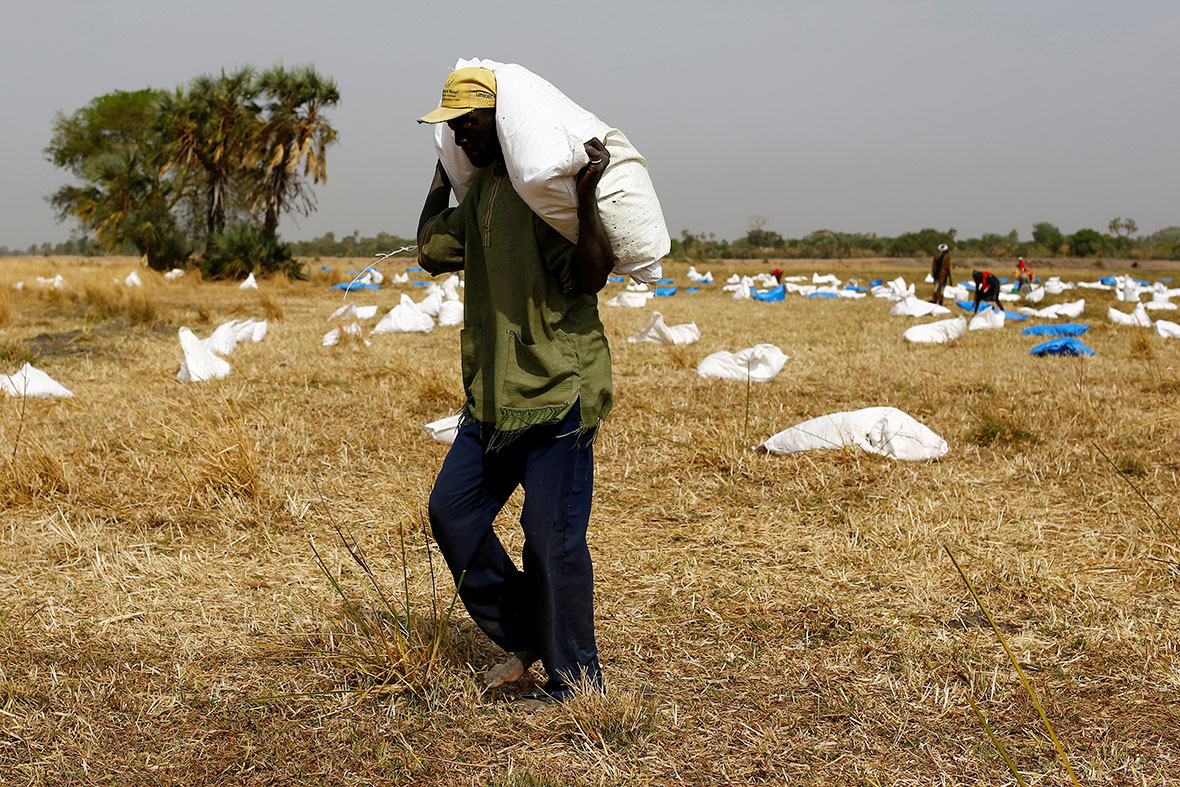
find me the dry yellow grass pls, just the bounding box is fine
[0,254,1178,785]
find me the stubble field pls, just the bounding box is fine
[1,254,1178,786]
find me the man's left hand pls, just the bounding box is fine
[576,138,609,199]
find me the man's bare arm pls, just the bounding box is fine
[570,138,616,295]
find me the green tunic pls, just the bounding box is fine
[419,163,613,449]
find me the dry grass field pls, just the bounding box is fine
[1,254,1178,786]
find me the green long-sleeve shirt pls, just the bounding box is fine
[418,163,613,449]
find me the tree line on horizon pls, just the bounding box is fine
[11,219,1180,266]
[39,64,339,278]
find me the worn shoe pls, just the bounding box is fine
[483,650,539,690]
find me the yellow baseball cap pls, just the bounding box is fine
[417,67,497,124]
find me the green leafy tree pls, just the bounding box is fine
[44,89,190,269]
[253,65,340,241]
[887,228,956,257]
[1032,222,1064,255]
[1068,228,1104,257]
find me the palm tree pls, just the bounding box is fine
[253,65,340,241]
[156,67,260,256]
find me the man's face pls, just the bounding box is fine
[447,109,500,168]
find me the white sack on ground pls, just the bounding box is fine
[231,319,267,343]
[731,277,752,300]
[435,58,668,284]
[697,271,713,284]
[442,274,463,301]
[606,291,652,308]
[627,312,701,345]
[418,290,444,317]
[687,266,702,281]
[322,322,370,347]
[1145,293,1177,311]
[164,268,185,280]
[941,284,969,301]
[1,363,73,398]
[38,275,65,289]
[726,274,741,284]
[968,308,1005,331]
[392,272,410,284]
[239,272,258,290]
[177,327,230,382]
[204,321,241,356]
[696,344,788,382]
[756,406,948,461]
[373,294,435,334]
[890,296,951,318]
[124,271,143,287]
[1156,320,1180,339]
[1108,303,1153,327]
[1078,281,1112,290]
[423,414,462,444]
[438,300,464,326]
[626,282,650,292]
[1024,286,1045,303]
[903,317,967,344]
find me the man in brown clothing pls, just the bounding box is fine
[930,243,952,305]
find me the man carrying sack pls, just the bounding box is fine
[416,67,615,705]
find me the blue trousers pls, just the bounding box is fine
[428,405,601,691]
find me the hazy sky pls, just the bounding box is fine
[3,0,1178,250]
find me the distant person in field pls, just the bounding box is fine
[416,66,615,706]
[971,269,1001,313]
[1015,257,1034,291]
[771,267,785,284]
[930,243,951,305]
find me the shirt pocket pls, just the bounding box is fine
[500,330,579,410]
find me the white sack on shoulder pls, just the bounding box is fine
[903,317,967,344]
[1,363,73,398]
[423,414,462,445]
[890,296,951,318]
[435,58,668,284]
[696,344,787,382]
[177,327,230,382]
[627,312,700,345]
[756,406,948,461]
[373,294,435,334]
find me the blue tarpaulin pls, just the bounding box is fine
[844,286,867,292]
[658,278,674,285]
[331,282,380,291]
[407,266,424,272]
[654,286,678,297]
[1022,323,1090,337]
[685,287,699,294]
[808,292,838,298]
[607,275,625,282]
[954,301,1028,320]
[1099,275,1116,286]
[869,279,883,286]
[1030,337,1095,356]
[410,281,428,287]
[752,285,785,302]
[319,266,333,271]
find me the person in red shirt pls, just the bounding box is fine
[972,269,1001,313]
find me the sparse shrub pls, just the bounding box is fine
[1,441,69,506]
[552,677,661,750]
[78,281,123,319]
[126,291,160,326]
[1115,455,1147,477]
[0,284,11,328]
[0,339,35,366]
[967,410,1041,447]
[1129,330,1156,361]
[195,298,213,324]
[202,224,302,280]
[257,289,284,322]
